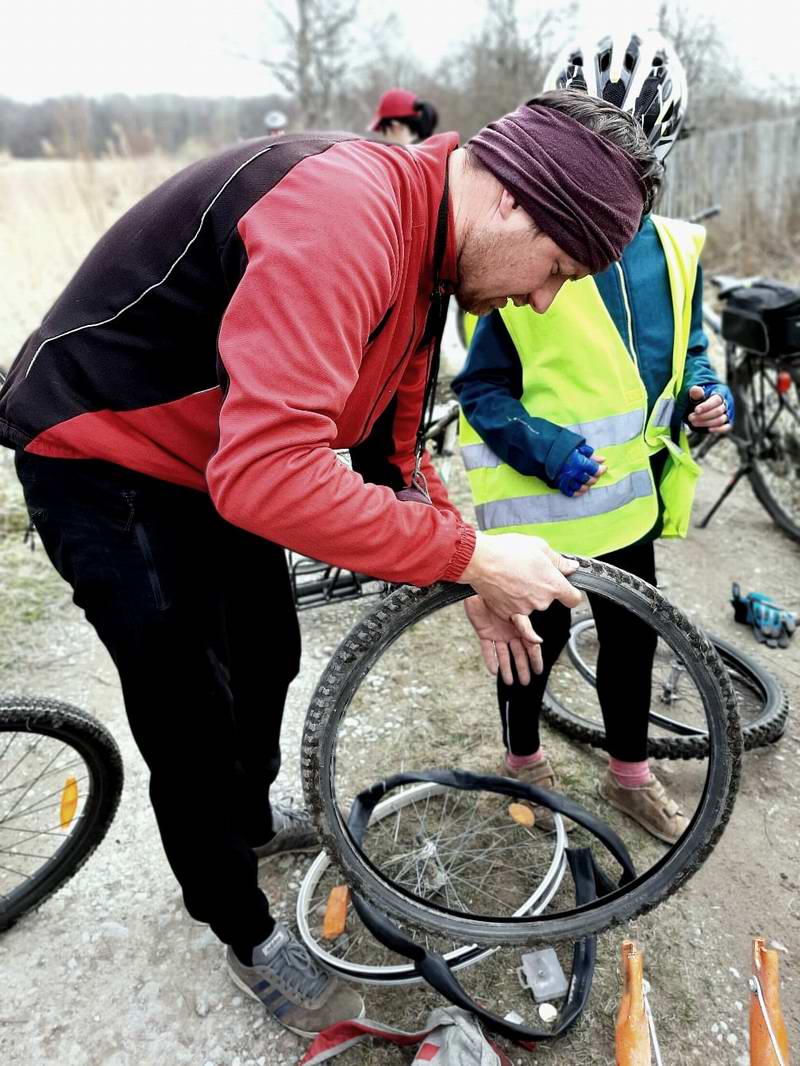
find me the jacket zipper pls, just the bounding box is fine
[615,262,639,370]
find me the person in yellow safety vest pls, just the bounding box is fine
[453,31,735,844]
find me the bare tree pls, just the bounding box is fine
[437,0,577,138]
[339,13,428,132]
[259,0,358,128]
[655,2,730,100]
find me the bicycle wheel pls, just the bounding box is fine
[740,354,800,542]
[542,617,787,759]
[296,780,568,985]
[0,696,123,932]
[301,559,741,946]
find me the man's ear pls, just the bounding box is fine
[497,187,517,221]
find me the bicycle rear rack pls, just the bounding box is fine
[288,552,385,611]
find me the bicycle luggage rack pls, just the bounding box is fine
[287,551,385,611]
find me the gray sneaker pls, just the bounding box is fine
[253,803,319,862]
[227,921,364,1036]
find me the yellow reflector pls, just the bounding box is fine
[60,776,79,829]
[508,802,535,828]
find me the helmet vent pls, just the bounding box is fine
[603,80,627,107]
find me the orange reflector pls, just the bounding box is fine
[750,935,790,1065]
[508,802,535,827]
[777,371,793,395]
[60,776,79,829]
[322,885,350,940]
[616,939,651,1065]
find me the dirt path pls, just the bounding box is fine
[1,433,798,1066]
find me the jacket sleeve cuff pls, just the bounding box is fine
[441,523,477,582]
[544,428,585,482]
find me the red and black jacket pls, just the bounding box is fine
[0,132,476,585]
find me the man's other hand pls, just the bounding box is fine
[463,594,543,683]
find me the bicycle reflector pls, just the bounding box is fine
[777,371,793,395]
[60,776,79,830]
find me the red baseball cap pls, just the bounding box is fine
[368,88,418,131]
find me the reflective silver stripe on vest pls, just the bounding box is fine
[461,409,646,473]
[474,469,654,530]
[653,397,676,427]
[564,409,645,449]
[461,442,503,470]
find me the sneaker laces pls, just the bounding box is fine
[272,800,311,833]
[270,938,329,999]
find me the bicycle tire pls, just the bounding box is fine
[0,696,123,932]
[543,622,787,759]
[740,358,800,543]
[301,558,742,946]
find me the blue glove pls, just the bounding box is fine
[555,443,600,497]
[731,583,796,649]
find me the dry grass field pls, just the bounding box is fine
[0,155,797,1066]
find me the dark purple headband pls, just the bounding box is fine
[470,103,648,273]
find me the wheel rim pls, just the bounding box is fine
[562,619,769,740]
[0,727,96,914]
[297,781,568,984]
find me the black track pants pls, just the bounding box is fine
[15,450,301,947]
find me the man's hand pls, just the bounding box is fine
[463,595,543,684]
[458,532,581,644]
[687,384,734,434]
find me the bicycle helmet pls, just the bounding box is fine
[264,109,288,134]
[543,31,688,161]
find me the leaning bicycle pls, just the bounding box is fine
[695,275,800,542]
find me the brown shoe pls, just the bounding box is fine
[499,755,574,832]
[598,769,689,844]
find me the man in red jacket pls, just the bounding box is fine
[0,91,659,1035]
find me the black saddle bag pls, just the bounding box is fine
[720,280,800,357]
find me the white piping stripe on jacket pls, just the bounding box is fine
[25,144,277,379]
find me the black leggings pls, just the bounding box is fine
[498,541,658,762]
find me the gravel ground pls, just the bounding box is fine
[1,435,798,1066]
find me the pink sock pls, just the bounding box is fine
[609,757,652,789]
[505,749,544,770]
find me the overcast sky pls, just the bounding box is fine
[2,0,796,102]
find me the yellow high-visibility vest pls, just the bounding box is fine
[459,215,704,557]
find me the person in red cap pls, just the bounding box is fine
[1,90,660,1038]
[369,87,439,144]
